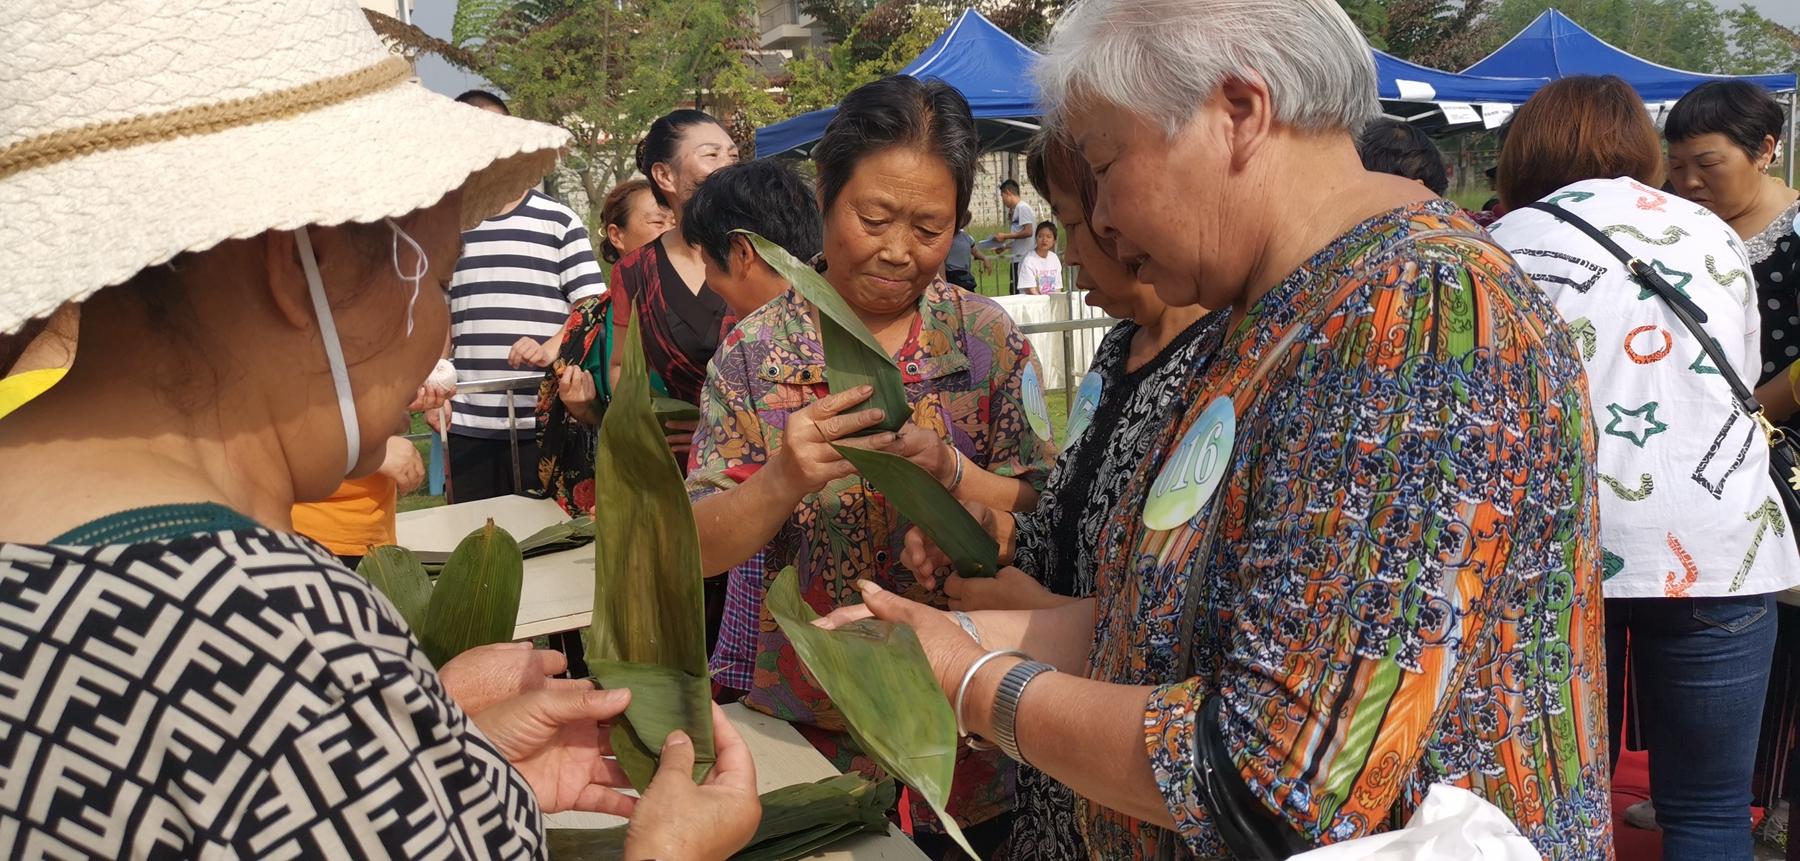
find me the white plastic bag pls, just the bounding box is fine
[1288,786,1542,861]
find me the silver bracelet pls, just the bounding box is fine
[945,444,966,491]
[953,649,1026,750]
[950,610,981,646]
[991,660,1056,764]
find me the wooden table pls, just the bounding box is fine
[396,495,596,639]
[543,704,928,860]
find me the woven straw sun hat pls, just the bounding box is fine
[0,0,570,336]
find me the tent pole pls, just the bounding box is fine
[1788,91,1796,188]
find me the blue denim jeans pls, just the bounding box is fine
[1606,594,1780,860]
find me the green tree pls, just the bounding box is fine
[440,0,759,220]
[1724,8,1800,76]
[1377,0,1498,69]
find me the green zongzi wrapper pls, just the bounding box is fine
[585,315,714,789]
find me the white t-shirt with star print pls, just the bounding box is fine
[1492,177,1800,599]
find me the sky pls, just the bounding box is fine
[1719,0,1800,29]
[412,0,489,97]
[407,0,1800,96]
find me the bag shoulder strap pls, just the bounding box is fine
[1522,201,1765,420]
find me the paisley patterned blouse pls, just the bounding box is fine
[1079,201,1612,859]
[686,279,1055,830]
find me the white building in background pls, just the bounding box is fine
[758,0,822,52]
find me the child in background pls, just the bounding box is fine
[1016,220,1064,295]
[944,210,989,292]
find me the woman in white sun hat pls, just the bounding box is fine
[0,1,760,858]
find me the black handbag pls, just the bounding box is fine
[1524,201,1800,529]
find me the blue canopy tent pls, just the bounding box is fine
[1376,49,1547,104]
[1465,9,1796,102]
[1374,48,1548,129]
[756,10,1041,158]
[1463,9,1798,182]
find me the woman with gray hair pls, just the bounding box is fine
[816,0,1612,858]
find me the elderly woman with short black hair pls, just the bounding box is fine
[1668,82,1800,424]
[816,1,1612,858]
[686,75,1055,851]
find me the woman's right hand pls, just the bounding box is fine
[901,501,1011,589]
[624,704,762,861]
[770,386,887,497]
[557,365,601,425]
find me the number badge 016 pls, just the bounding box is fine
[1065,372,1103,443]
[1142,396,1235,531]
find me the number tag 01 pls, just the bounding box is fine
[1142,396,1235,531]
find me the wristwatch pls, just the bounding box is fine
[990,659,1055,764]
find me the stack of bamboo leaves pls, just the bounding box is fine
[545,773,896,861]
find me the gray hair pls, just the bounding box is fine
[1036,0,1380,137]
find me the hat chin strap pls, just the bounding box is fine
[293,228,362,478]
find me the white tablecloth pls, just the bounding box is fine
[991,293,1068,385]
[397,495,594,639]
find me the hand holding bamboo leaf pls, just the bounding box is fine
[470,687,641,816]
[586,314,715,790]
[437,642,594,715]
[767,386,888,496]
[615,704,762,861]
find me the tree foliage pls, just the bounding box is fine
[439,0,757,219]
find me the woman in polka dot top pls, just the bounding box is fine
[1667,81,1800,428]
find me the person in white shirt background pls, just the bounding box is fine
[992,179,1038,293]
[1488,74,1800,860]
[1016,221,1065,295]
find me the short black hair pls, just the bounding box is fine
[1666,80,1786,159]
[1357,118,1448,195]
[999,179,1021,195]
[1035,220,1057,241]
[455,89,509,115]
[815,76,979,221]
[682,161,823,274]
[636,109,728,207]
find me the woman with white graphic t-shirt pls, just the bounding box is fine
[1490,75,1800,859]
[1016,221,1066,295]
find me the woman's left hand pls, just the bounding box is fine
[471,687,639,816]
[815,579,984,701]
[438,641,593,715]
[874,422,958,487]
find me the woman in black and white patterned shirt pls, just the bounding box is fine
[0,1,760,859]
[901,134,1210,861]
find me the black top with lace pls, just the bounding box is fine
[1749,199,1800,431]
[1002,315,1215,861]
[1011,316,1217,599]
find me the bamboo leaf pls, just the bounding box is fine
[832,445,999,578]
[518,515,595,558]
[652,396,701,425]
[766,567,977,859]
[356,545,433,633]
[585,313,713,788]
[587,660,714,791]
[419,520,523,667]
[545,774,893,861]
[738,230,910,433]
